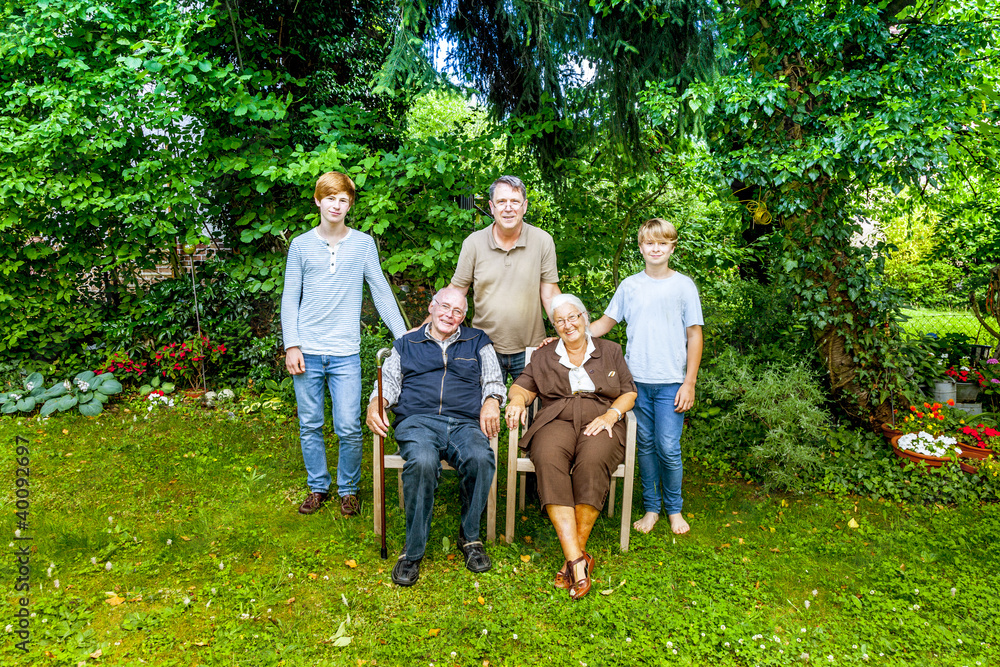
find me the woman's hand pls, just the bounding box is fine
[505,398,528,430]
[583,410,618,438]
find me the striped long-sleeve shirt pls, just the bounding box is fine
[281,228,406,355]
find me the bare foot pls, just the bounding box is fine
[633,512,659,533]
[667,513,690,535]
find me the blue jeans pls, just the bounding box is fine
[291,354,363,497]
[634,382,686,515]
[496,351,526,384]
[394,414,495,561]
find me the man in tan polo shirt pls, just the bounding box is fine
[448,175,561,382]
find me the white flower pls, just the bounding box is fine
[626,637,631,643]
[666,641,673,648]
[54,580,59,588]
[482,629,488,635]
[721,625,726,630]
[240,613,250,620]
[811,589,818,596]
[896,431,955,456]
[451,653,456,658]
[912,604,920,610]
[183,597,191,606]
[218,563,224,570]
[166,539,172,545]
[950,587,956,596]
[672,649,677,654]
[804,600,810,609]
[105,561,112,571]
[108,516,114,523]
[3,625,10,633]
[724,643,730,647]
[828,655,834,662]
[914,588,919,594]
[512,634,517,640]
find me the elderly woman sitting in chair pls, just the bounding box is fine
[505,294,637,600]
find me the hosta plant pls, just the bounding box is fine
[1,371,123,417]
[40,371,124,416]
[0,372,47,415]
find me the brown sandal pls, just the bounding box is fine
[553,563,572,590]
[555,551,593,590]
[567,555,591,600]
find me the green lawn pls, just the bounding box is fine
[901,307,999,348]
[3,402,998,666]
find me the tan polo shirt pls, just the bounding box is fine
[451,222,559,354]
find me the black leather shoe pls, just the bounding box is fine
[458,536,492,573]
[391,556,421,586]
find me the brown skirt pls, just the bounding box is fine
[527,396,626,509]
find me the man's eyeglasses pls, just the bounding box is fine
[553,312,583,328]
[433,303,466,319]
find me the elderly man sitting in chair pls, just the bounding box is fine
[366,287,505,586]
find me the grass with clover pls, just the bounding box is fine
[2,401,999,667]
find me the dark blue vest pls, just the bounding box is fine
[393,325,492,424]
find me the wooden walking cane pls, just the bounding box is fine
[376,347,391,560]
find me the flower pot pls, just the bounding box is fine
[953,402,983,416]
[880,422,904,441]
[955,382,980,402]
[890,435,950,468]
[932,380,956,404]
[956,442,995,460]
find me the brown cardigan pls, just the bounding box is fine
[513,337,637,452]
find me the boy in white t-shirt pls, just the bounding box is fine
[590,218,704,535]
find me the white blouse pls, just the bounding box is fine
[555,336,597,393]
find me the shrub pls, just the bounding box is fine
[689,347,830,491]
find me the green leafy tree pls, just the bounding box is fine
[661,0,999,422]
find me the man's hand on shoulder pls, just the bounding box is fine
[285,347,305,375]
[536,336,559,348]
[366,398,391,438]
[480,396,501,439]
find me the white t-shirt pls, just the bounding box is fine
[604,271,704,384]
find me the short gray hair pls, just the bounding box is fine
[489,175,527,202]
[549,293,590,334]
[431,287,468,314]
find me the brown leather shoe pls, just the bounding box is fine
[298,491,328,515]
[340,494,361,517]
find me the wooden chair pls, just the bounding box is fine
[372,431,499,543]
[504,348,638,552]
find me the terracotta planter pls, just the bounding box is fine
[890,435,979,475]
[956,442,995,461]
[880,422,904,440]
[890,435,949,469]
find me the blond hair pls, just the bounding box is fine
[637,218,678,246]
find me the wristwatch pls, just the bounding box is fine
[609,406,623,421]
[488,394,504,405]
